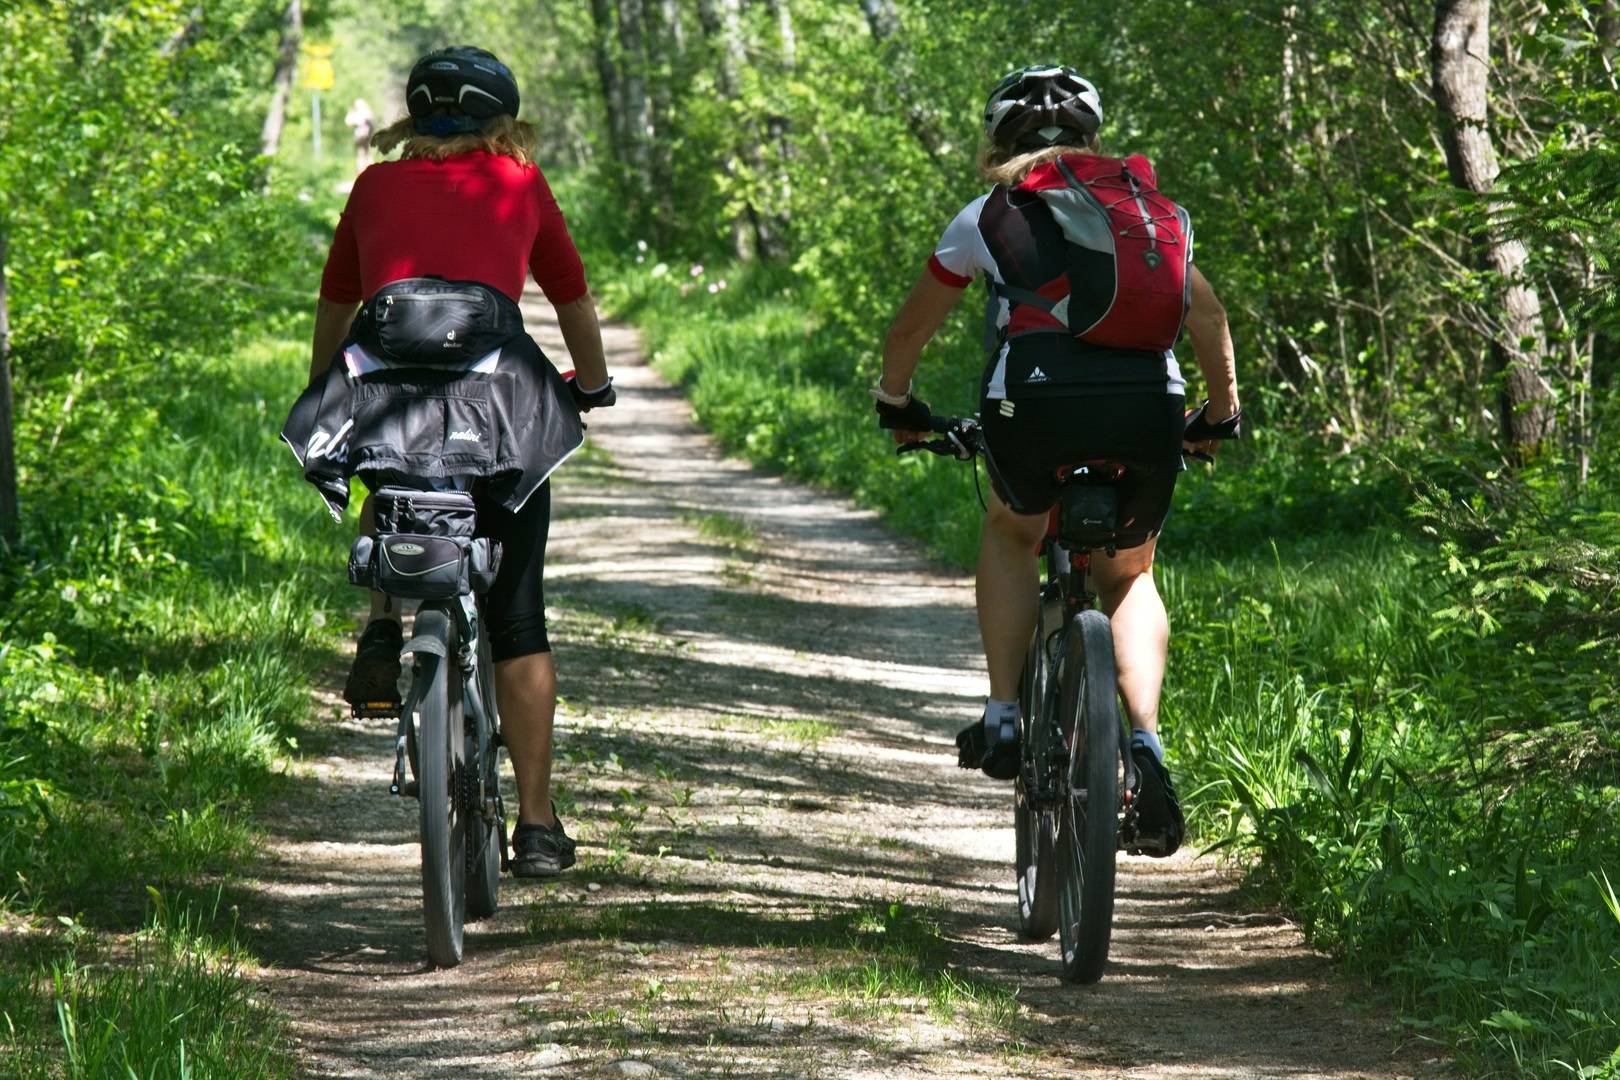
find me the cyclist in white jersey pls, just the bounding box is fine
[870,67,1241,855]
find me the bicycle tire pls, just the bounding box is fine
[413,608,467,968]
[1054,608,1120,984]
[465,627,501,920]
[1014,594,1062,940]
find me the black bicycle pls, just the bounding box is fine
[903,405,1236,983]
[346,485,508,968]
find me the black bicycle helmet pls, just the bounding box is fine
[406,46,520,136]
[983,65,1102,152]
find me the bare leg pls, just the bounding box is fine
[976,486,1050,701]
[497,652,559,828]
[1090,539,1166,733]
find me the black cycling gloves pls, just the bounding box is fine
[874,394,933,432]
[1182,400,1242,442]
[565,374,617,413]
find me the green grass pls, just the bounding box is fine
[598,253,1620,1078]
[0,337,349,1076]
[1,892,295,1080]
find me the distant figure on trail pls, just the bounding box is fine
[871,65,1241,856]
[345,97,375,173]
[303,46,616,878]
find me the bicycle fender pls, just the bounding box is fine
[402,607,454,659]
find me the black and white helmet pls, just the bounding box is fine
[983,66,1102,152]
[406,46,520,136]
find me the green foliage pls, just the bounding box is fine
[0,892,297,1079]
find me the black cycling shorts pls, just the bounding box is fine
[474,481,551,661]
[980,393,1185,550]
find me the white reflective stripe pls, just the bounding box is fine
[343,343,502,376]
[1133,192,1158,246]
[986,342,1011,400]
[507,427,584,513]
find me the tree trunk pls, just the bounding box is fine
[643,0,681,229]
[590,0,628,161]
[260,0,302,158]
[658,0,684,56]
[768,0,797,68]
[859,0,899,39]
[1431,0,1554,453]
[0,226,18,545]
[696,0,753,256]
[616,0,654,178]
[161,5,205,58]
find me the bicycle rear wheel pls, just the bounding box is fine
[412,608,467,968]
[465,627,501,920]
[1015,593,1061,941]
[1054,608,1120,984]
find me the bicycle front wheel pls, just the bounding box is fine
[413,609,467,968]
[1054,608,1120,984]
[465,627,501,921]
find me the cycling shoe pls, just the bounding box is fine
[344,618,403,706]
[955,713,1020,781]
[511,811,577,877]
[1129,744,1185,857]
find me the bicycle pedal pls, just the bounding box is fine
[390,779,419,798]
[351,701,402,719]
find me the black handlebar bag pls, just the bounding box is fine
[351,277,525,364]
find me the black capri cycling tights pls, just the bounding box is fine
[474,481,552,661]
[980,393,1185,550]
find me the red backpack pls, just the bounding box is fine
[999,153,1191,352]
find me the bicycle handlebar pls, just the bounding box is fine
[893,402,1242,464]
[895,416,983,460]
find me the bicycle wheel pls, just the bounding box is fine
[465,627,501,920]
[1014,593,1062,940]
[412,608,467,967]
[1054,608,1120,984]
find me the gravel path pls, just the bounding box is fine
[245,298,1445,1079]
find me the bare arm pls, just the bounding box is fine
[879,269,967,400]
[1183,265,1239,421]
[553,291,609,389]
[310,297,360,383]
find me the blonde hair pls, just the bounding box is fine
[977,138,1100,187]
[372,114,539,167]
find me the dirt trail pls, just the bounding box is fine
[247,299,1443,1079]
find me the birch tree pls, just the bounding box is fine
[260,0,302,158]
[1431,0,1555,453]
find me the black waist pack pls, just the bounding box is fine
[352,277,525,365]
[347,487,501,599]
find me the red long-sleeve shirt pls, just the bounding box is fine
[318,151,588,306]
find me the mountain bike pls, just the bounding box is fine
[347,485,508,968]
[902,405,1236,983]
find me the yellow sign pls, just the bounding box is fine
[300,43,335,92]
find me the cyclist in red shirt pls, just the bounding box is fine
[308,47,611,877]
[872,67,1241,856]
